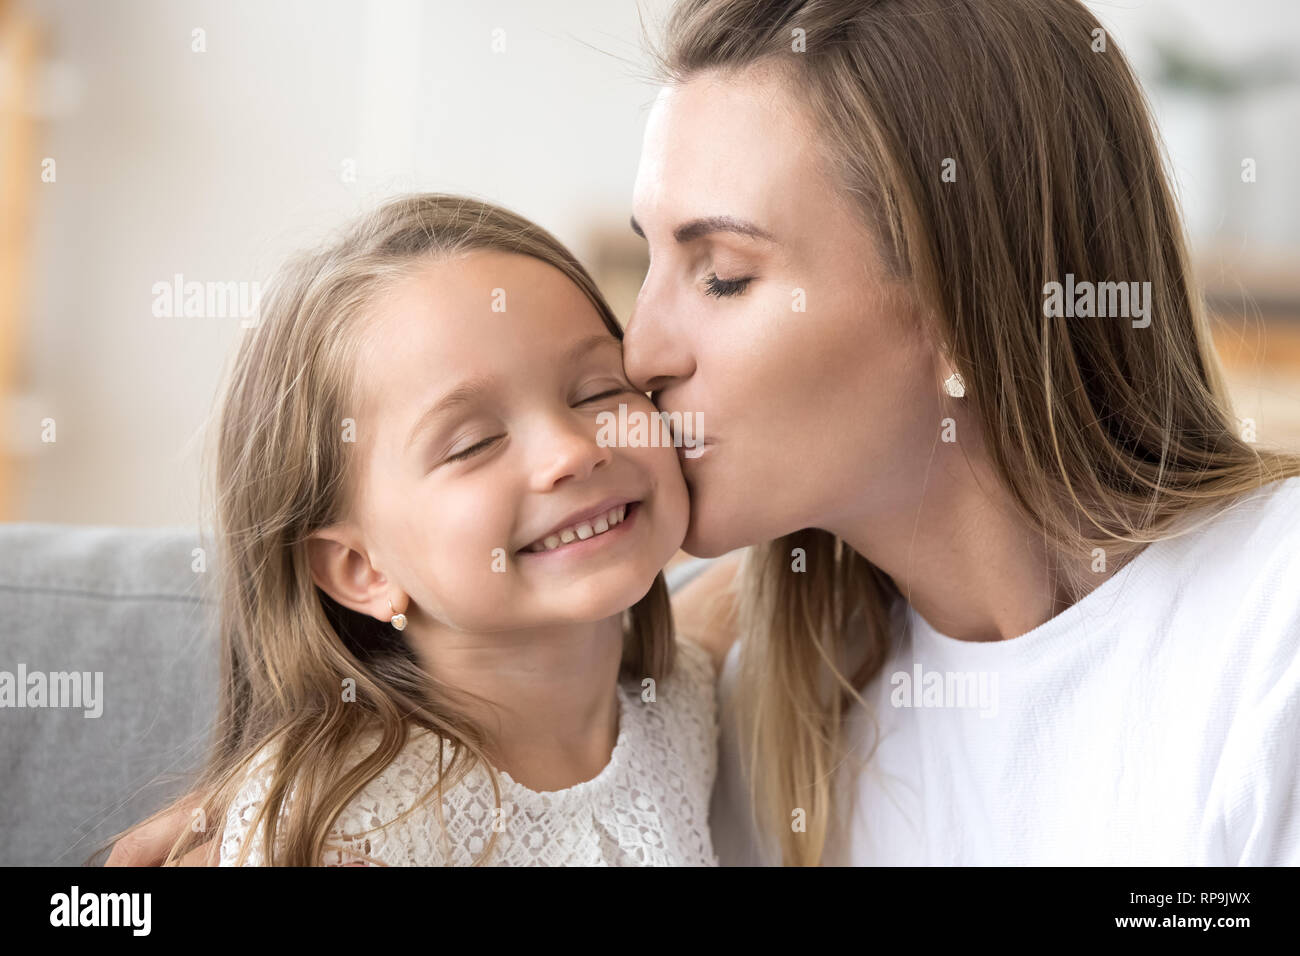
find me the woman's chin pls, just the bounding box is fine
[681,517,752,559]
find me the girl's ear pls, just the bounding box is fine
[306,525,395,624]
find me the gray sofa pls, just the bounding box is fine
[0,523,711,865]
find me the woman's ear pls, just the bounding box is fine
[932,337,967,398]
[306,525,398,624]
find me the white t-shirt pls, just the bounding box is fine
[711,476,1300,865]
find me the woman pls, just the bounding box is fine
[628,0,1300,866]
[110,0,1300,866]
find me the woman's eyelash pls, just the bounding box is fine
[704,273,753,297]
[446,435,501,463]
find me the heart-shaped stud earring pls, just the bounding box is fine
[388,599,407,631]
[943,371,966,398]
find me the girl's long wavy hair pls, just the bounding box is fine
[654,0,1300,865]
[92,193,675,866]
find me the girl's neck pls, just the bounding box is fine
[404,615,625,791]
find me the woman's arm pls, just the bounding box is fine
[104,798,218,866]
[671,551,744,675]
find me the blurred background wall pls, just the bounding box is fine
[1,0,1298,527]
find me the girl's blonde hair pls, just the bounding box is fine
[654,0,1300,865]
[94,193,675,866]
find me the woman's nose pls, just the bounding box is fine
[623,282,694,395]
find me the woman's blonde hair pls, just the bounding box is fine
[93,193,675,865]
[654,0,1300,865]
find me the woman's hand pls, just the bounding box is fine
[104,796,218,866]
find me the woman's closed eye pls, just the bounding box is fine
[703,272,754,297]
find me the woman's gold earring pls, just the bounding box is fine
[943,371,967,398]
[388,599,407,631]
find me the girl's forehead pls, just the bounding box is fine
[359,255,621,409]
[375,267,613,356]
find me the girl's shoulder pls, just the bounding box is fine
[618,635,719,784]
[218,737,289,866]
[218,727,485,866]
[323,727,495,865]
[671,634,718,694]
[633,635,717,728]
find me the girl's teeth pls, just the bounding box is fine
[526,503,631,553]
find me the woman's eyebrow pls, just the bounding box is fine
[630,214,775,244]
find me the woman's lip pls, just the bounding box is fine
[679,441,712,461]
[517,501,640,560]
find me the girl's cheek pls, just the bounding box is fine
[414,485,497,564]
[642,444,691,522]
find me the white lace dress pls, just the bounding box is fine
[219,637,718,866]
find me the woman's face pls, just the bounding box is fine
[624,64,942,557]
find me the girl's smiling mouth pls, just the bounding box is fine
[518,500,641,557]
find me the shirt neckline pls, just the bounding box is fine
[903,478,1300,663]
[495,682,632,806]
[904,530,1173,664]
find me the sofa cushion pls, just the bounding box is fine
[0,524,219,866]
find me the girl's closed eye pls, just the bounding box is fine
[577,382,634,404]
[444,434,503,464]
[440,381,632,467]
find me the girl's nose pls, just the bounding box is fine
[528,414,614,490]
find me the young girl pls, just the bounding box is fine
[159,193,716,865]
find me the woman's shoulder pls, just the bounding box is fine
[1207,474,1300,543]
[1219,474,1300,625]
[1169,476,1300,583]
[670,551,744,674]
[1155,476,1300,699]
[1216,476,1300,535]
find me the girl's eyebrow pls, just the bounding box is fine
[405,373,495,452]
[403,334,621,452]
[566,333,623,365]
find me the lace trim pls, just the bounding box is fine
[219,637,718,866]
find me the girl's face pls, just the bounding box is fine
[624,65,942,557]
[326,250,688,633]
